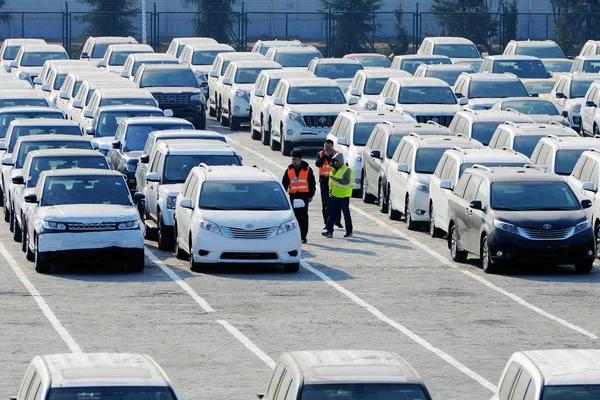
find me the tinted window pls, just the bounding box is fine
[28,155,109,187]
[472,122,502,145]
[353,122,377,146]
[163,154,241,183]
[491,181,580,210]
[139,69,199,88]
[90,43,112,58]
[17,141,93,167]
[463,175,481,200]
[41,175,132,206]
[433,44,479,58]
[314,63,363,79]
[583,60,600,73]
[414,148,447,173]
[427,70,467,85]
[543,59,572,73]
[0,99,48,107]
[109,50,151,66]
[132,59,179,75]
[193,50,231,65]
[99,97,156,107]
[571,79,596,98]
[524,80,556,96]
[4,45,22,60]
[95,111,164,138]
[500,100,559,115]
[235,67,271,84]
[491,59,548,78]
[555,149,587,175]
[274,51,321,67]
[398,86,456,104]
[286,86,346,104]
[364,77,391,95]
[0,111,64,138]
[542,385,600,400]
[387,134,404,158]
[459,162,525,176]
[21,51,67,66]
[454,173,470,197]
[468,80,528,98]
[513,135,545,157]
[516,45,564,58]
[353,55,391,67]
[199,181,289,210]
[123,123,193,152]
[301,383,429,400]
[48,386,175,400]
[9,125,82,152]
[401,58,451,74]
[53,73,68,90]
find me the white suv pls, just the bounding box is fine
[23,169,145,273]
[488,122,578,158]
[264,46,323,68]
[580,80,600,136]
[429,147,531,237]
[530,135,600,176]
[550,73,600,132]
[386,134,483,230]
[566,148,600,245]
[174,165,301,272]
[269,77,356,155]
[346,68,411,111]
[453,72,530,110]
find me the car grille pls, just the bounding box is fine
[221,226,277,239]
[415,115,453,127]
[153,94,191,106]
[66,222,117,232]
[518,227,573,240]
[303,115,337,128]
[220,252,278,260]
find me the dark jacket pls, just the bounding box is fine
[281,160,316,200]
[315,150,337,182]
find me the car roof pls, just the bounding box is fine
[418,64,473,71]
[231,60,282,69]
[575,55,600,61]
[541,135,600,150]
[385,122,453,135]
[566,72,600,81]
[361,68,411,78]
[186,43,235,52]
[392,77,449,87]
[0,91,46,99]
[261,69,314,79]
[41,168,124,178]
[284,350,423,385]
[500,122,578,136]
[88,36,136,44]
[405,134,482,149]
[26,149,104,159]
[0,106,62,114]
[342,111,415,123]
[458,110,533,123]
[446,147,530,163]
[67,70,121,80]
[96,105,162,113]
[159,141,234,155]
[256,39,302,46]
[270,47,320,54]
[467,165,561,182]
[172,37,218,44]
[194,165,275,181]
[518,349,600,386]
[497,97,554,103]
[107,44,153,52]
[87,80,137,89]
[486,55,542,61]
[4,38,46,45]
[17,134,90,143]
[94,88,154,98]
[21,44,66,53]
[345,53,389,58]
[139,64,191,72]
[52,64,97,74]
[465,73,521,81]
[120,117,191,126]
[426,37,476,45]
[283,77,338,87]
[220,52,266,61]
[150,129,222,138]
[37,353,170,388]
[9,118,78,127]
[127,53,177,61]
[313,57,361,65]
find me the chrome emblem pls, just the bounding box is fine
[430,117,440,123]
[543,224,552,230]
[168,96,175,102]
[245,224,254,229]
[319,116,327,124]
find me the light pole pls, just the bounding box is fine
[141,0,147,44]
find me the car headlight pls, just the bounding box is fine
[41,220,66,231]
[199,219,222,235]
[18,72,29,80]
[353,153,362,162]
[166,195,177,210]
[235,89,249,100]
[190,93,202,101]
[414,181,429,193]
[364,101,376,111]
[494,219,519,235]
[125,160,138,172]
[572,104,582,113]
[573,220,591,234]
[277,219,297,235]
[118,220,140,230]
[288,111,304,125]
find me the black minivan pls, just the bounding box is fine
[447,165,595,273]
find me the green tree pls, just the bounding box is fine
[550,0,599,55]
[0,0,9,23]
[430,0,498,52]
[388,1,410,56]
[183,0,236,44]
[322,0,383,57]
[503,0,519,45]
[76,0,138,37]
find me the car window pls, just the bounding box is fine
[463,175,482,200]
[454,173,471,198]
[441,159,456,181]
[475,180,489,206]
[25,372,41,400]
[591,163,599,189]
[510,368,532,400]
[398,142,411,163]
[366,128,377,148]
[580,158,595,182]
[572,155,587,179]
[275,370,292,400]
[189,176,199,207]
[434,154,448,177]
[393,142,405,162]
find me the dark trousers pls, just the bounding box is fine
[293,201,309,241]
[326,196,352,234]
[320,179,340,225]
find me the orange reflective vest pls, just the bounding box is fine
[317,150,336,177]
[287,167,310,193]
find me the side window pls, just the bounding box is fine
[371,130,383,152]
[555,79,566,95]
[377,131,387,153]
[510,368,532,400]
[434,155,448,177]
[190,176,200,207]
[448,160,459,186]
[182,174,193,198]
[455,118,466,135]
[537,144,550,166]
[580,158,595,182]
[530,144,541,163]
[572,156,586,179]
[543,146,555,168]
[398,142,411,163]
[489,130,500,148]
[337,118,349,140]
[454,79,465,95]
[25,372,41,400]
[266,363,286,400]
[393,142,405,162]
[591,163,599,189]
[275,370,292,400]
[441,158,455,181]
[366,128,377,148]
[463,175,482,200]
[475,180,489,206]
[586,86,598,102]
[329,118,342,138]
[454,174,471,198]
[405,145,415,169]
[150,151,161,173]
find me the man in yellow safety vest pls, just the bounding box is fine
[322,153,353,238]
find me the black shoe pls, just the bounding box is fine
[302,238,307,244]
[344,232,353,238]
[323,225,327,230]
[322,231,333,238]
[335,222,344,229]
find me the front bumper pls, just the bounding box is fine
[488,229,595,265]
[169,104,205,125]
[38,229,144,253]
[284,122,332,145]
[409,189,430,222]
[191,229,301,264]
[39,247,144,263]
[230,97,250,118]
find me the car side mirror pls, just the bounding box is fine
[253,89,264,97]
[85,127,94,135]
[469,200,483,210]
[481,52,489,58]
[350,88,360,96]
[40,83,50,92]
[119,70,128,78]
[348,96,358,105]
[112,140,121,149]
[209,70,218,78]
[455,92,463,99]
[24,193,38,203]
[9,61,16,68]
[223,77,232,86]
[383,97,394,106]
[439,179,452,190]
[1,155,12,166]
[585,100,596,107]
[73,100,82,109]
[370,149,381,159]
[81,52,89,59]
[33,77,42,85]
[555,92,566,99]
[562,110,569,118]
[336,137,348,146]
[582,199,593,209]
[163,109,174,118]
[459,97,468,106]
[59,90,69,100]
[397,163,409,173]
[145,172,159,182]
[97,60,106,67]
[133,192,145,202]
[273,97,283,106]
[582,181,596,192]
[257,394,265,400]
[530,92,539,98]
[11,176,24,185]
[140,154,149,164]
[180,198,193,209]
[83,109,93,118]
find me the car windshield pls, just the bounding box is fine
[353,55,391,67]
[0,111,64,138]
[524,80,556,95]
[433,44,480,58]
[500,100,559,115]
[468,80,528,98]
[426,70,465,85]
[401,58,451,74]
[139,69,198,88]
[41,175,132,206]
[314,63,363,79]
[109,50,151,66]
[513,135,545,157]
[53,73,67,90]
[235,67,269,84]
[543,59,572,73]
[415,148,447,173]
[176,44,186,57]
[9,125,82,152]
[0,99,47,107]
[461,59,483,71]
[27,155,109,187]
[554,149,588,175]
[353,122,377,146]
[199,181,290,210]
[20,51,67,66]
[72,81,83,97]
[17,141,92,168]
[286,86,346,104]
[364,77,389,95]
[398,86,457,104]
[491,59,549,78]
[4,45,21,60]
[472,122,502,145]
[220,60,232,75]
[163,154,241,183]
[275,52,321,67]
[48,386,175,400]
[132,59,179,75]
[491,181,580,210]
[90,43,111,58]
[542,384,600,399]
[516,45,565,58]
[96,111,163,138]
[571,80,596,98]
[267,78,281,95]
[99,97,156,107]
[123,123,193,152]
[301,383,430,400]
[192,50,230,65]
[459,162,526,175]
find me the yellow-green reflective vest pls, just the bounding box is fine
[328,164,354,198]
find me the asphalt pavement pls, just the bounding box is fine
[1,117,599,400]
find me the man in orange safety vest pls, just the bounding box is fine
[282,149,316,244]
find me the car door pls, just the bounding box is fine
[387,142,408,210]
[462,175,482,252]
[334,118,351,161]
[581,85,598,134]
[146,151,164,219]
[450,173,472,251]
[178,174,198,248]
[250,74,265,126]
[270,83,287,137]
[396,143,413,212]
[364,129,382,194]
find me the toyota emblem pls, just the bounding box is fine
[245,224,254,229]
[319,116,327,124]
[168,96,175,103]
[543,224,552,230]
[430,117,440,123]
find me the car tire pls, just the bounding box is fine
[34,237,50,273]
[195,111,206,130]
[13,215,21,242]
[230,115,241,130]
[575,260,593,274]
[208,105,216,117]
[188,239,203,272]
[596,223,600,259]
[387,189,401,220]
[481,235,499,274]
[128,251,145,272]
[594,124,599,138]
[220,102,230,127]
[378,181,388,213]
[261,117,270,145]
[157,212,174,251]
[250,113,261,140]
[361,174,375,203]
[21,217,27,252]
[3,197,8,223]
[405,197,418,231]
[282,139,293,156]
[173,222,188,260]
[283,262,300,273]
[9,206,14,233]
[25,231,35,262]
[450,224,468,262]
[429,205,443,238]
[0,187,3,207]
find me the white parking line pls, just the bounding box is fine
[0,242,83,353]
[226,136,599,340]
[301,260,497,392]
[145,248,215,313]
[217,320,276,369]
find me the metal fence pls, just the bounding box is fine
[0,4,599,57]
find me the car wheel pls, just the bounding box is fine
[405,197,417,231]
[230,115,241,130]
[261,116,270,145]
[594,124,599,138]
[25,231,35,262]
[189,238,203,272]
[596,223,600,259]
[361,174,375,203]
[270,127,281,151]
[173,222,188,260]
[429,205,443,238]
[9,205,14,233]
[157,212,174,251]
[282,137,293,156]
[195,111,206,130]
[220,101,230,127]
[387,189,401,220]
[208,104,216,117]
[575,260,593,274]
[450,225,468,262]
[34,237,50,273]
[128,250,145,273]
[13,214,21,242]
[21,218,27,252]
[378,181,388,213]
[481,235,499,274]
[3,196,8,223]
[283,263,300,273]
[0,187,3,207]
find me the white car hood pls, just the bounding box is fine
[415,173,432,185]
[17,66,42,76]
[288,104,347,114]
[234,83,254,92]
[201,209,294,230]
[159,183,183,197]
[467,98,496,109]
[37,204,139,223]
[566,98,584,109]
[397,104,462,114]
[93,136,115,149]
[527,115,569,125]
